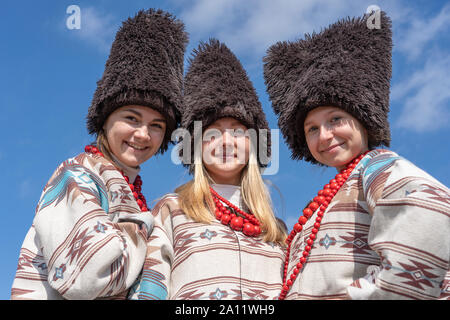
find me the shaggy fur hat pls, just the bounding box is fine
[86,9,188,154]
[180,39,271,171]
[263,11,392,164]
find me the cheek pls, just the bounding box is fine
[305,135,318,154]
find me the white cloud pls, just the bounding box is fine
[393,54,450,132]
[71,6,118,53]
[396,4,450,60]
[179,0,365,58]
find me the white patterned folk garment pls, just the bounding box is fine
[128,184,286,300]
[285,149,450,300]
[11,152,153,300]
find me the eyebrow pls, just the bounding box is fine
[124,108,166,123]
[304,109,341,127]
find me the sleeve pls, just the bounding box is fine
[347,155,450,300]
[127,197,175,300]
[33,164,149,299]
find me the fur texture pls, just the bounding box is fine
[181,39,271,171]
[87,9,188,154]
[263,12,392,164]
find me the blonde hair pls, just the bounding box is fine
[175,151,287,245]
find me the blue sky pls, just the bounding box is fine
[1,0,449,299]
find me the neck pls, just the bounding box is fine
[336,148,370,172]
[209,173,241,186]
[110,153,140,183]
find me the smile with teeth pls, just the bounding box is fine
[321,142,344,153]
[126,141,148,151]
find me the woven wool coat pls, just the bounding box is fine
[11,153,153,299]
[128,189,286,300]
[284,150,450,300]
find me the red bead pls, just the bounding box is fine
[133,192,139,199]
[137,199,143,207]
[305,245,311,252]
[230,216,244,231]
[315,216,322,223]
[287,279,293,286]
[300,257,307,264]
[323,189,332,197]
[303,208,313,218]
[283,285,289,291]
[324,184,331,189]
[312,228,319,234]
[221,214,231,225]
[215,209,222,219]
[314,196,325,204]
[129,184,134,192]
[309,234,316,241]
[290,273,297,281]
[293,268,299,275]
[141,206,148,212]
[308,201,319,212]
[294,223,303,233]
[124,176,129,183]
[314,222,321,229]
[330,182,338,189]
[302,251,309,257]
[307,239,314,246]
[298,216,308,225]
[253,225,261,236]
[243,223,254,236]
[296,262,303,269]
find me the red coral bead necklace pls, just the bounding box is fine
[84,145,148,212]
[210,187,262,237]
[279,151,369,300]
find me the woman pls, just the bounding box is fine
[264,12,449,299]
[130,39,287,300]
[11,9,188,300]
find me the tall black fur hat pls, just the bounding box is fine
[87,9,188,154]
[263,11,392,164]
[181,39,271,171]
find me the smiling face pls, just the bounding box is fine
[202,117,250,185]
[304,106,368,170]
[103,105,166,167]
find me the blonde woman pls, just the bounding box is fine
[130,39,286,300]
[11,9,187,299]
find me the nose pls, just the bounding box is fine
[318,126,333,141]
[134,125,151,141]
[222,130,235,145]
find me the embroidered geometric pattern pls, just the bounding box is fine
[285,150,450,300]
[11,153,148,299]
[131,194,285,300]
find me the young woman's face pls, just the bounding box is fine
[304,106,368,170]
[103,105,166,167]
[202,117,250,185]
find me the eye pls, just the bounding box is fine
[125,115,138,122]
[150,123,164,130]
[330,116,342,123]
[306,126,318,134]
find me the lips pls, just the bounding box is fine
[320,142,344,153]
[125,141,148,151]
